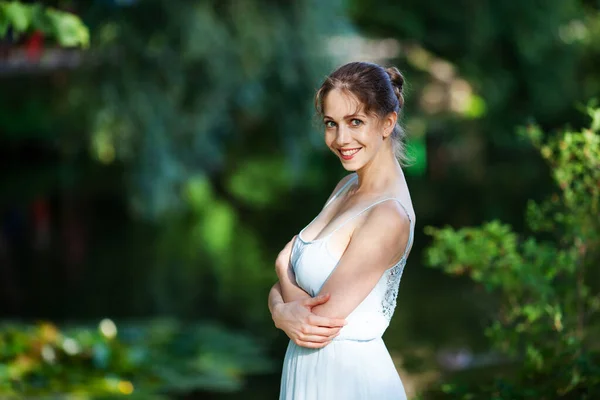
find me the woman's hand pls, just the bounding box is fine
[272,293,347,349]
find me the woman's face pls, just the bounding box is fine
[322,88,395,171]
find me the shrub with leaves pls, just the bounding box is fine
[0,319,273,397]
[424,104,600,399]
[0,1,89,47]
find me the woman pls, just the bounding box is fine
[268,61,415,400]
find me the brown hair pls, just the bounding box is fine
[314,62,408,164]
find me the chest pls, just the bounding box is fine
[290,239,339,297]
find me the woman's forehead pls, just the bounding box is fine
[323,89,365,117]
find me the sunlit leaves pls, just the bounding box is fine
[0,1,89,47]
[45,7,89,48]
[1,1,30,34]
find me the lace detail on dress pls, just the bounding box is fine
[382,260,406,321]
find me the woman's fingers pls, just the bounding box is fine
[298,333,338,343]
[301,325,341,337]
[306,313,346,328]
[302,293,330,307]
[294,339,332,349]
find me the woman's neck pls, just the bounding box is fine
[354,146,403,195]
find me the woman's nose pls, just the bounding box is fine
[335,127,351,146]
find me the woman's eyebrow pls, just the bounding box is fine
[323,113,365,120]
[344,113,365,119]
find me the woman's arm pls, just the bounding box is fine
[268,281,285,316]
[268,233,347,348]
[268,282,346,348]
[311,200,411,319]
[275,236,312,302]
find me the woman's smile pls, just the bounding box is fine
[339,147,362,160]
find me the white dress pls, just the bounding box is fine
[280,175,414,400]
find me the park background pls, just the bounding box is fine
[1,0,599,398]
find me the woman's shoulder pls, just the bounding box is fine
[363,198,412,230]
[358,179,415,235]
[354,198,413,258]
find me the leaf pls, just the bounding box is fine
[46,7,89,48]
[2,1,31,33]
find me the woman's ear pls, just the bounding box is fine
[382,111,398,138]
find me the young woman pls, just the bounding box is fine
[268,61,415,400]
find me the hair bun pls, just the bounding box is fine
[385,66,405,109]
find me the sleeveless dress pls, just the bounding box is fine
[280,175,414,400]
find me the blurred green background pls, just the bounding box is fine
[1,0,599,398]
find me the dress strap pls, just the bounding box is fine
[324,197,414,259]
[322,174,358,209]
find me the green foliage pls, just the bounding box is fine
[86,0,347,218]
[424,104,600,398]
[76,0,351,328]
[0,319,273,397]
[350,0,600,232]
[0,1,89,47]
[148,173,280,324]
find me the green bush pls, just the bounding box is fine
[0,1,89,47]
[0,319,273,398]
[424,104,600,399]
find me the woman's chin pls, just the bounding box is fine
[340,160,360,171]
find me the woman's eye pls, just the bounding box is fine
[350,119,363,126]
[325,121,336,128]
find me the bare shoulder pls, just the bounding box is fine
[341,199,413,271]
[364,200,411,237]
[352,199,412,255]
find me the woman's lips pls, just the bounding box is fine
[339,148,361,160]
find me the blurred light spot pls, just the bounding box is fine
[13,354,34,372]
[429,60,455,82]
[326,35,401,63]
[559,20,588,43]
[202,202,235,255]
[39,322,59,342]
[405,118,427,138]
[118,380,134,394]
[420,83,445,114]
[464,95,487,119]
[449,79,473,113]
[104,376,120,390]
[99,22,119,45]
[92,130,116,164]
[379,38,401,58]
[63,337,81,355]
[99,318,117,339]
[406,45,432,71]
[554,312,563,332]
[186,175,213,211]
[41,345,56,364]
